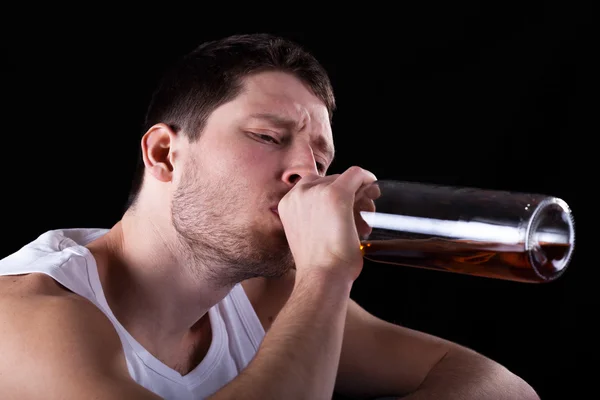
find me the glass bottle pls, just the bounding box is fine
[356,180,575,283]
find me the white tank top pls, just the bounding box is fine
[0,228,266,399]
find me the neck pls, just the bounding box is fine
[86,206,234,355]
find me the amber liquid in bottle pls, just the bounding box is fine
[360,238,570,283]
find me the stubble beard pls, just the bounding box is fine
[170,159,295,288]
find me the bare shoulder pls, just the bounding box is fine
[0,272,123,367]
[0,272,111,322]
[241,269,296,331]
[0,273,157,399]
[0,273,115,334]
[0,272,76,297]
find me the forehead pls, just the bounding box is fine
[232,71,333,139]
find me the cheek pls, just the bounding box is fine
[196,134,277,185]
[224,141,275,174]
[198,139,244,176]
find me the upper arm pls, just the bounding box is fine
[0,275,161,400]
[334,299,455,399]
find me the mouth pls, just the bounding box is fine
[270,208,280,216]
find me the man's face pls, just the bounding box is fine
[171,70,335,285]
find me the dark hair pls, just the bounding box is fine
[124,33,336,210]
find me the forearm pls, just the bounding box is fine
[401,347,540,400]
[209,271,353,400]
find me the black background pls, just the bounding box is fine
[2,2,594,399]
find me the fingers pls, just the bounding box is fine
[293,167,376,196]
[290,166,377,207]
[295,174,322,186]
[355,206,373,239]
[331,166,377,195]
[354,182,379,240]
[332,167,377,240]
[355,196,375,213]
[362,181,382,201]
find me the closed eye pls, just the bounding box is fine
[252,133,279,144]
[251,132,326,173]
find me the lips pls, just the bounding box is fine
[270,208,279,216]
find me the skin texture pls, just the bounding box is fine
[0,70,540,400]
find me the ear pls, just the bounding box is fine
[141,123,177,183]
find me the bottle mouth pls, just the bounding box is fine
[526,197,575,282]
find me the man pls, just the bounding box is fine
[0,33,539,399]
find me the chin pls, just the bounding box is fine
[253,238,294,275]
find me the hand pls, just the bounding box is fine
[278,166,378,283]
[354,178,382,240]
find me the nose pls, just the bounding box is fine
[281,143,320,186]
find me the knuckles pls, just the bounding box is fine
[278,166,373,215]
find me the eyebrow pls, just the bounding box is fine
[248,112,335,162]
